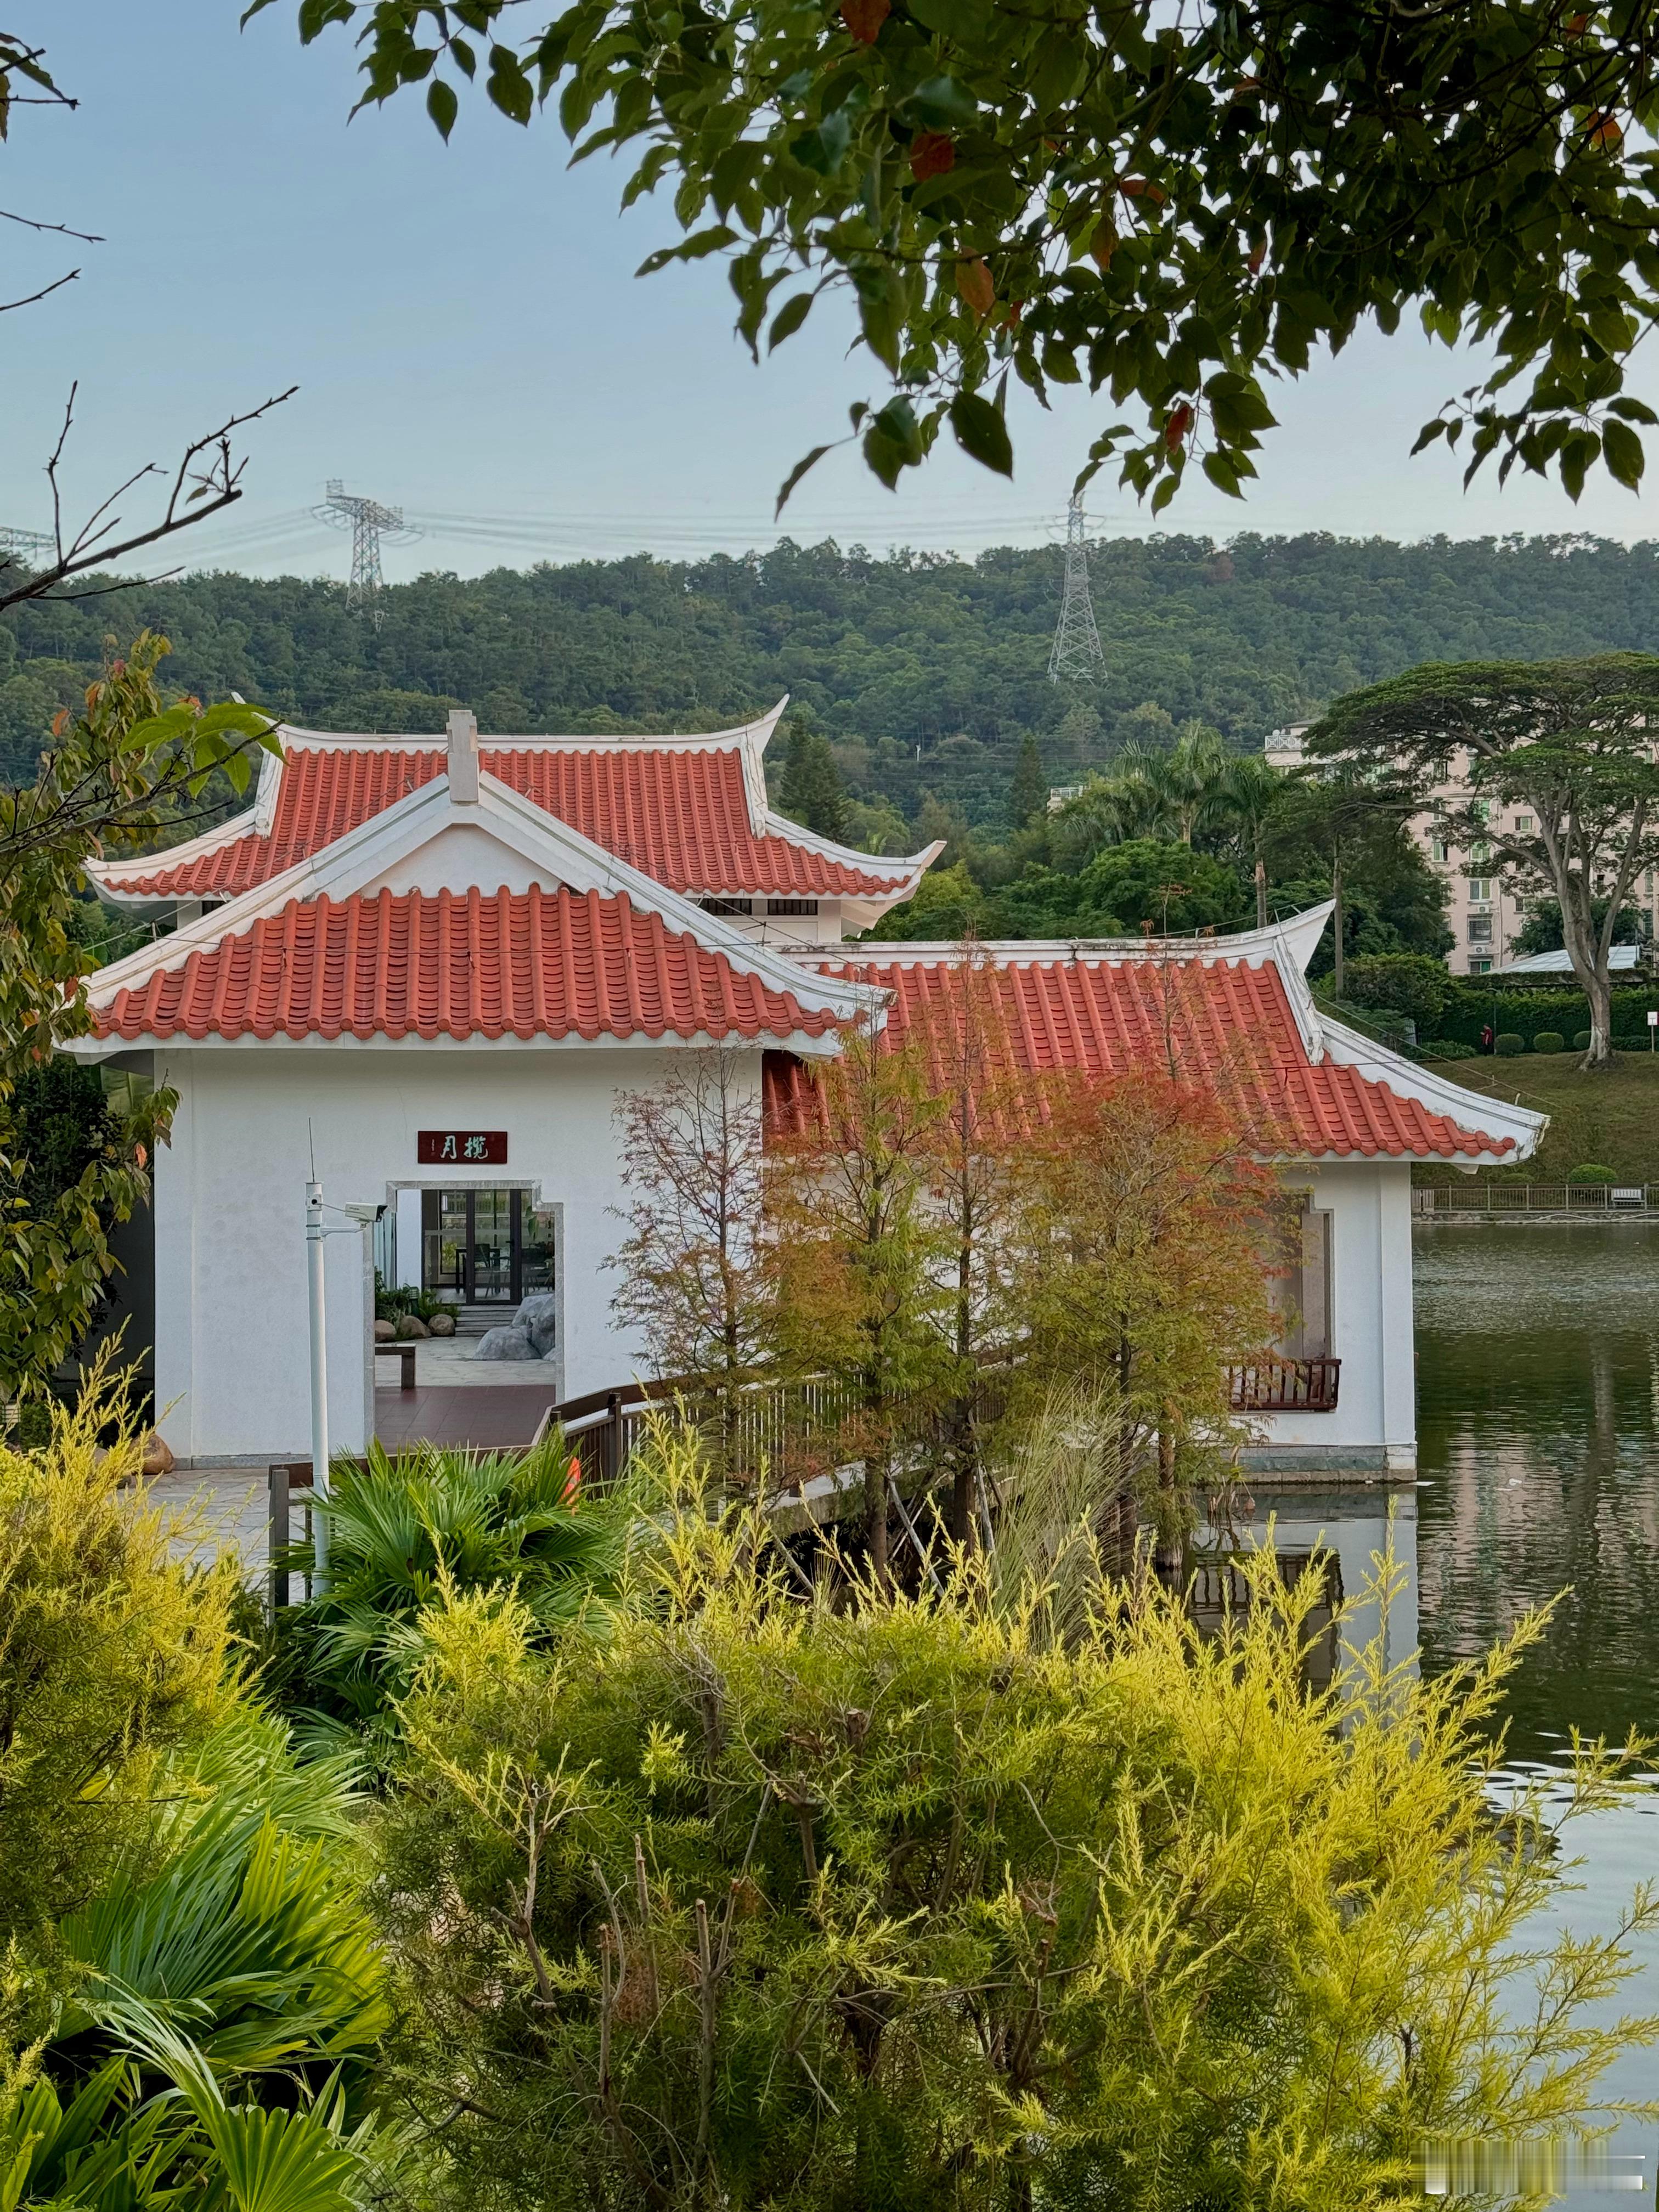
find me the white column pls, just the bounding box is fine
[395,1186,425,1289]
[152,1058,196,1462]
[1377,1163,1417,1472]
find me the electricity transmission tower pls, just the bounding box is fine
[315,479,419,619]
[0,526,54,563]
[1047,494,1107,685]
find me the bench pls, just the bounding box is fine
[1612,1187,1646,1209]
[375,1340,417,1390]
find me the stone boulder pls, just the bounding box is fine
[374,1317,396,1342]
[396,1313,430,1340]
[474,1325,540,1361]
[514,1292,559,1358]
[427,1309,457,1337]
[142,1429,174,1477]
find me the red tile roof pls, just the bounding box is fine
[98,744,912,899]
[761,952,1516,1160]
[91,887,843,1045]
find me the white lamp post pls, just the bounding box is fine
[305,1180,332,1585]
[304,1182,384,1594]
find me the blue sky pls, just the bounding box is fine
[4,0,1657,583]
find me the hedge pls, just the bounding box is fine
[1531,1030,1566,1054]
[1432,981,1658,1052]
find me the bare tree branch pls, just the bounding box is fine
[0,385,300,614]
[0,207,102,241]
[0,267,78,315]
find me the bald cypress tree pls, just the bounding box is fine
[1008,733,1048,833]
[777,719,850,843]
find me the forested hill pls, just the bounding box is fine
[5,531,1658,833]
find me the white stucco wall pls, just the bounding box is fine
[152,1042,760,1463]
[1250,1158,1418,1473]
[149,1042,1420,1474]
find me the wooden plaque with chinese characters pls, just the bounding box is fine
[417,1130,509,1166]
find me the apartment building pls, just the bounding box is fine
[1265,722,1656,978]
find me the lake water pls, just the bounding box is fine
[1414,1226,1659,2202]
[1256,1227,1659,2201]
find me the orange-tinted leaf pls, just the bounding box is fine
[1164,402,1194,450]
[840,0,889,42]
[1119,176,1166,205]
[910,131,955,182]
[1565,12,1589,32]
[1588,110,1623,149]
[1248,240,1266,274]
[956,256,995,317]
[1091,219,1118,272]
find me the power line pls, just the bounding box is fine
[1047,494,1107,685]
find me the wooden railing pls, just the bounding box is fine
[1227,1356,1341,1412]
[541,1371,868,1490]
[268,1355,1338,1607]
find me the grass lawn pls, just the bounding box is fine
[1414,1049,1659,1183]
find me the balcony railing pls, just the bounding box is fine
[1227,1356,1342,1413]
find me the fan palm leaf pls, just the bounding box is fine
[275,1434,631,1736]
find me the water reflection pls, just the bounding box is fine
[1416,1223,1659,1762]
[1203,1228,1659,2202]
[1196,1488,1419,1695]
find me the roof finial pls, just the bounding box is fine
[447,708,479,804]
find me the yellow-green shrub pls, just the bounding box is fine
[0,1360,240,1938]
[368,1439,1658,2212]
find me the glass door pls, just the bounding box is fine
[520,1198,556,1297]
[470,1189,514,1303]
[421,1189,555,1306]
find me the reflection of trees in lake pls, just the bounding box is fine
[1415,1228,1659,1756]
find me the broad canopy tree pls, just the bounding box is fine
[270,0,1659,513]
[1307,654,1659,1068]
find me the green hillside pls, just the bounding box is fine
[7,532,1659,833]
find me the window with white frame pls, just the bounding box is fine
[1265,1195,1332,1361]
[1470,958,1493,974]
[1467,878,1493,904]
[1430,837,1450,864]
[1468,914,1494,944]
[1516,813,1534,833]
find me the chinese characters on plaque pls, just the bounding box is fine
[416,1130,509,1165]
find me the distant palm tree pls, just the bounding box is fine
[1059,726,1281,883]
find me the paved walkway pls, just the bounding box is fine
[376,1322,560,1390]
[150,1465,269,1577]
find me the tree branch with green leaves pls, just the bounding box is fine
[262,0,1659,511]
